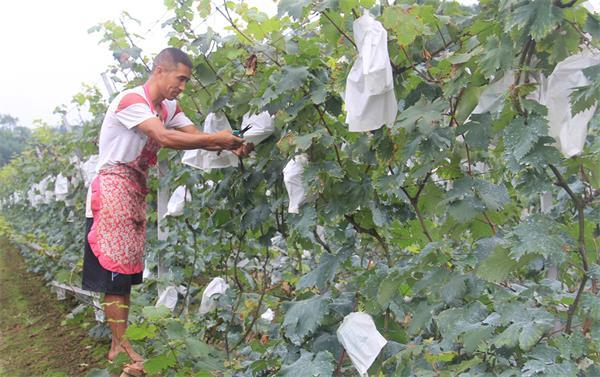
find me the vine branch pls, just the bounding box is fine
[549,164,589,334]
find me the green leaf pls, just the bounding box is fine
[279,351,335,377]
[506,0,563,41]
[519,322,547,351]
[570,64,600,116]
[310,78,328,105]
[144,352,177,374]
[395,96,447,135]
[195,61,217,86]
[436,301,488,342]
[494,323,521,348]
[142,305,171,321]
[503,116,547,161]
[274,66,311,94]
[478,35,513,77]
[448,196,486,223]
[277,0,311,19]
[377,271,403,308]
[455,85,483,124]
[165,319,186,340]
[581,293,600,321]
[509,214,565,261]
[474,180,510,211]
[440,274,467,304]
[283,295,329,345]
[185,338,210,358]
[383,6,433,46]
[462,326,495,354]
[125,323,157,341]
[298,253,341,291]
[476,247,520,283]
[588,264,600,280]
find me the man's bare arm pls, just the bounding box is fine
[171,124,254,157]
[136,117,243,150]
[174,124,222,151]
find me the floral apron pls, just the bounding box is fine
[87,84,164,274]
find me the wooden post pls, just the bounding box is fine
[157,160,170,293]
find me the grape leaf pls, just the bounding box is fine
[508,214,566,262]
[279,351,335,377]
[506,0,564,41]
[298,253,341,291]
[503,116,547,161]
[283,295,329,345]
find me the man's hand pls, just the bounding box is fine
[212,130,244,150]
[232,142,254,158]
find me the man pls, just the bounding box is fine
[82,47,252,376]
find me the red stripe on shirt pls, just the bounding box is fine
[116,93,148,113]
[174,103,182,116]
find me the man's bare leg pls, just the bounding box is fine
[104,294,143,363]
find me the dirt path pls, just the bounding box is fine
[0,237,109,377]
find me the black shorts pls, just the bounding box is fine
[82,218,143,295]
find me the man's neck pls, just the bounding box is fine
[144,79,164,110]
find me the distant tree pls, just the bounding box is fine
[0,114,30,166]
[0,113,19,129]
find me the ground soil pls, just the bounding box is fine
[0,237,110,377]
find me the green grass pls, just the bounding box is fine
[0,237,109,377]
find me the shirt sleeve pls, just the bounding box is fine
[114,93,156,129]
[166,103,194,129]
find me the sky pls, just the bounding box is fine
[0,0,595,128]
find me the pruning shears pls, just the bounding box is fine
[233,124,253,138]
[216,124,253,156]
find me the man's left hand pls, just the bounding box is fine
[232,142,254,158]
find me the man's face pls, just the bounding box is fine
[157,63,192,100]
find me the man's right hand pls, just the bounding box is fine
[213,130,244,150]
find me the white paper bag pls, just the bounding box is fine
[156,285,179,311]
[261,308,275,322]
[283,154,309,214]
[164,186,191,217]
[27,183,43,208]
[540,192,553,214]
[337,312,387,377]
[198,277,229,315]
[81,155,99,187]
[345,14,398,132]
[182,113,239,171]
[240,111,275,145]
[472,72,515,114]
[543,49,599,157]
[39,175,55,204]
[54,173,70,201]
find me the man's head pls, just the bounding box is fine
[151,48,193,100]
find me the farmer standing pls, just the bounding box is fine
[82,47,251,375]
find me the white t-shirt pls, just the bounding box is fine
[85,85,193,217]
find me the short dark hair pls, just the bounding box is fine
[152,47,192,72]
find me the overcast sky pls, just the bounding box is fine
[0,0,595,128]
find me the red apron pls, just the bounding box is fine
[87,84,164,274]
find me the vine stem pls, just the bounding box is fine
[321,11,357,48]
[549,164,589,334]
[401,172,434,243]
[334,350,347,377]
[119,18,152,73]
[215,4,281,67]
[178,217,202,317]
[345,213,391,267]
[231,227,271,351]
[314,105,344,169]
